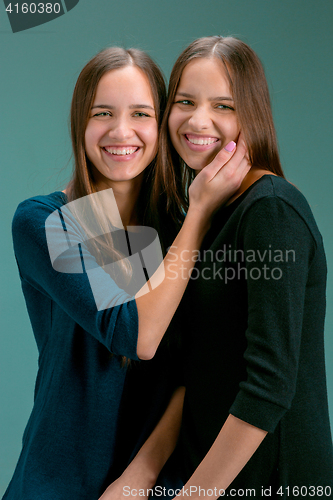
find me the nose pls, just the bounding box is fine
[187,106,212,131]
[108,115,134,141]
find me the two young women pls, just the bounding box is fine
[5,44,247,499]
[5,36,333,500]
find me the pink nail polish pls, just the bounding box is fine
[224,141,236,152]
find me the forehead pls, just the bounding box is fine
[94,66,154,104]
[178,57,232,96]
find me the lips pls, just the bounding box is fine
[185,134,219,145]
[102,146,139,156]
[183,134,220,152]
[101,145,142,162]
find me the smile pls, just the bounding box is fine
[185,134,219,145]
[103,146,139,156]
[183,134,219,152]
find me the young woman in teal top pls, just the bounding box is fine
[4,46,249,499]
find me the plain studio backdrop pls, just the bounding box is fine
[0,0,332,492]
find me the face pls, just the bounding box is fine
[85,66,158,189]
[168,57,240,171]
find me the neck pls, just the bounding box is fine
[94,174,144,227]
[226,167,276,206]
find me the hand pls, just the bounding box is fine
[98,476,129,500]
[98,463,155,500]
[98,475,149,500]
[188,133,250,219]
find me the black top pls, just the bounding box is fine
[176,175,333,495]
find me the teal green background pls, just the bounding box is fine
[0,0,332,492]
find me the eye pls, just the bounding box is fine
[133,112,150,117]
[93,111,112,117]
[216,104,235,111]
[175,100,193,106]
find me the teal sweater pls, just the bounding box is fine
[4,192,140,499]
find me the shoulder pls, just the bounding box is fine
[12,192,67,231]
[241,175,309,211]
[12,191,68,255]
[235,175,322,244]
[13,191,67,217]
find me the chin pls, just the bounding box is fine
[186,161,207,172]
[185,154,216,172]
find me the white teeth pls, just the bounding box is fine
[104,147,137,155]
[187,136,217,145]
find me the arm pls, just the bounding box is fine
[136,139,250,359]
[125,385,186,481]
[13,141,249,360]
[175,415,266,499]
[99,386,186,500]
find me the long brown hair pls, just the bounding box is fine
[64,47,167,281]
[152,36,285,231]
[64,48,166,364]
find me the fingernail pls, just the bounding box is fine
[224,141,236,152]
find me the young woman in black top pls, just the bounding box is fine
[106,36,333,499]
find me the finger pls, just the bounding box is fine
[213,155,251,190]
[203,141,237,178]
[204,144,248,184]
[205,135,250,180]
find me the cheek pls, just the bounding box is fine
[168,111,181,142]
[228,117,240,138]
[140,123,158,153]
[216,117,240,144]
[84,129,93,157]
[84,124,100,154]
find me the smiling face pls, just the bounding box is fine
[168,57,240,171]
[84,65,158,190]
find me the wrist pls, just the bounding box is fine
[185,206,212,234]
[121,454,159,490]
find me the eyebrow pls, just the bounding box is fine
[91,104,155,110]
[176,92,234,102]
[129,104,155,110]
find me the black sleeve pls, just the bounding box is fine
[229,196,316,432]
